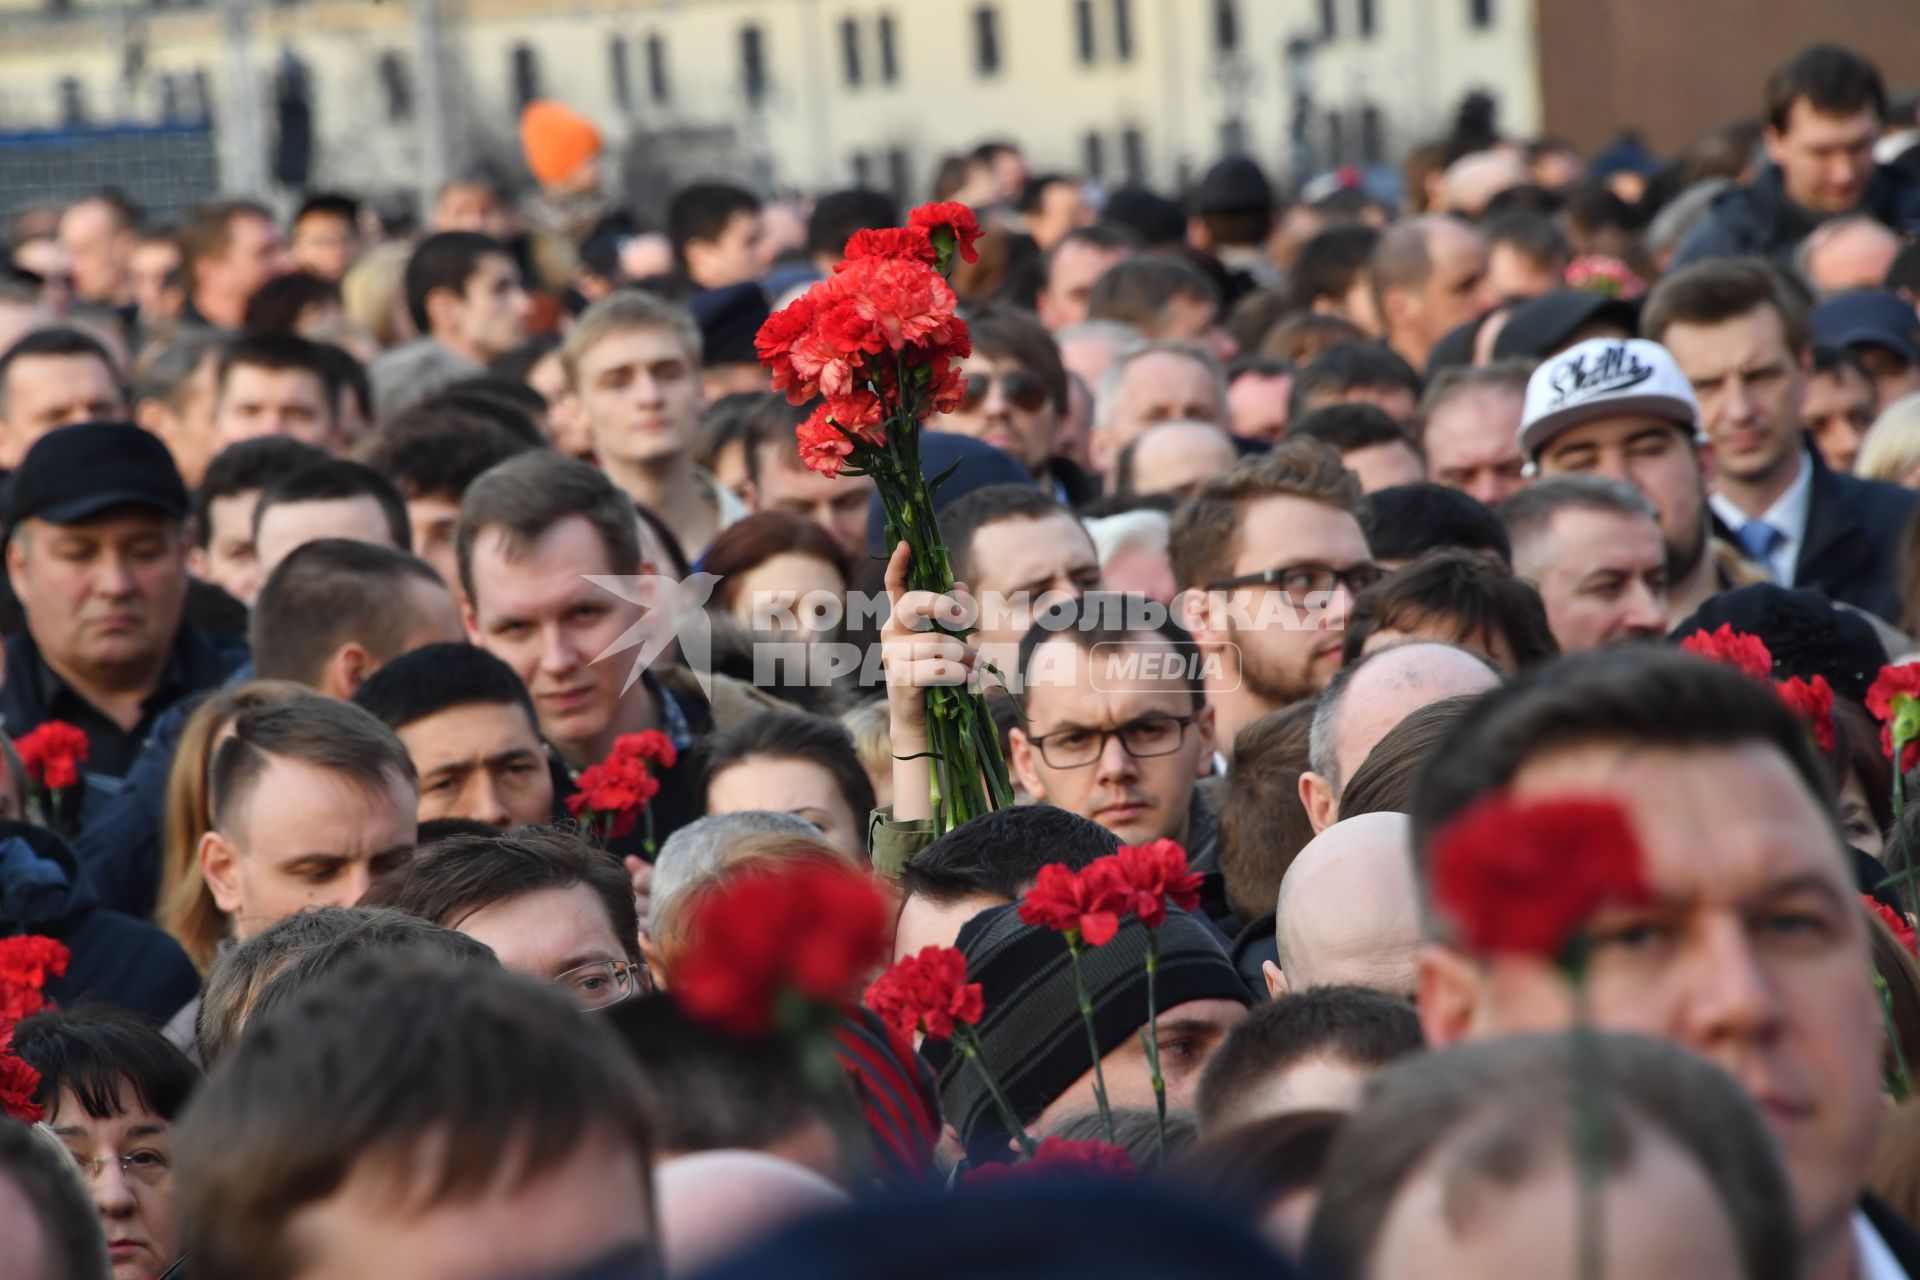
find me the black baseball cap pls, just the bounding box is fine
[1491,289,1640,362]
[4,421,188,532]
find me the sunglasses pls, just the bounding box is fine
[960,369,1050,413]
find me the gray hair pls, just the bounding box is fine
[1083,507,1169,565]
[1093,340,1226,430]
[649,810,822,936]
[1496,475,1658,551]
[132,327,226,409]
[1309,642,1502,793]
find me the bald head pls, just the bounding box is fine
[1122,418,1240,501]
[1800,215,1899,294]
[1270,812,1421,999]
[1372,217,1491,373]
[1443,149,1529,218]
[655,1151,848,1277]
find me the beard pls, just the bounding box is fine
[1665,504,1708,585]
[1231,627,1326,709]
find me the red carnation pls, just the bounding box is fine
[0,936,68,992]
[841,225,937,266]
[0,1040,41,1125]
[865,945,984,1043]
[822,390,889,447]
[796,403,859,477]
[1101,839,1203,930]
[1430,793,1653,961]
[756,291,819,402]
[673,860,891,1038]
[1680,625,1773,680]
[834,257,961,354]
[14,722,88,792]
[1867,895,1918,956]
[1776,675,1836,752]
[1018,862,1123,947]
[614,730,678,771]
[964,1136,1136,1186]
[1867,663,1920,773]
[788,302,877,401]
[908,201,984,265]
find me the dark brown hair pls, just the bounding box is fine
[1340,549,1559,672]
[969,306,1069,414]
[1169,438,1366,592]
[703,512,848,613]
[249,538,447,691]
[1764,44,1886,133]
[456,450,641,605]
[1217,701,1318,924]
[1641,257,1812,353]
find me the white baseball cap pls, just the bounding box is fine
[1518,337,1702,461]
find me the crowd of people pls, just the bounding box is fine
[4,33,1920,1280]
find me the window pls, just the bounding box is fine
[852,152,872,187]
[190,68,211,119]
[973,5,1000,76]
[646,33,670,104]
[1318,0,1336,38]
[1220,116,1246,155]
[1112,0,1132,60]
[1358,0,1374,37]
[159,74,180,121]
[878,14,898,83]
[887,146,911,203]
[510,44,540,111]
[609,36,632,111]
[1083,130,1106,181]
[1073,0,1094,64]
[740,24,767,104]
[840,17,862,86]
[1121,126,1145,183]
[378,51,413,122]
[1326,111,1345,165]
[1213,0,1238,53]
[1469,0,1492,27]
[57,76,85,125]
[1360,103,1383,163]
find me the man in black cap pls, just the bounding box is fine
[1188,156,1283,295]
[1488,289,1638,363]
[1812,288,1920,411]
[688,281,772,402]
[2,422,247,804]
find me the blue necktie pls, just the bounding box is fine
[1737,520,1784,577]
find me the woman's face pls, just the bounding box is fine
[48,1086,182,1280]
[1841,769,1884,857]
[728,553,847,645]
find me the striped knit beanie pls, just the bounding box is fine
[923,903,1251,1164]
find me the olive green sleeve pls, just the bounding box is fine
[868,805,937,879]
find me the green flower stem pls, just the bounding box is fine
[1143,926,1168,1172]
[1565,946,1603,1280]
[958,1023,1037,1158]
[1066,934,1115,1144]
[1879,973,1914,1101]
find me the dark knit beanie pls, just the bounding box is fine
[922,903,1252,1165]
[1671,583,1888,704]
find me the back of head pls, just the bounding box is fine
[351,640,536,733]
[254,459,411,550]
[457,449,640,604]
[1288,342,1422,422]
[178,198,267,277]
[1291,224,1381,313]
[1169,437,1366,592]
[1290,402,1421,458]
[404,231,506,333]
[249,538,444,688]
[807,188,901,261]
[208,693,417,836]
[360,400,534,503]
[0,1117,111,1280]
[1305,1031,1798,1280]
[650,811,823,938]
[900,806,1120,906]
[10,1005,199,1123]
[243,907,499,1035]
[1342,548,1557,670]
[1362,483,1510,567]
[1217,701,1319,924]
[1086,255,1219,334]
[1336,694,1476,820]
[1195,986,1422,1135]
[132,327,225,410]
[1369,217,1440,297]
[175,955,655,1280]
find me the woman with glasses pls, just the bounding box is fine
[10,1006,199,1280]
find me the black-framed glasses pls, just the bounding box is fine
[1026,714,1194,769]
[960,369,1050,412]
[553,959,649,1011]
[1203,562,1386,598]
[70,1148,172,1189]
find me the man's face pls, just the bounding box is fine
[1661,305,1806,488]
[686,209,764,290]
[1514,508,1668,653]
[1032,997,1247,1133]
[450,253,531,362]
[967,513,1103,654]
[202,754,417,939]
[1852,342,1920,411]
[707,756,864,864]
[209,213,291,306]
[286,1133,651,1280]
[407,494,464,591]
[59,201,132,304]
[1535,417,1707,574]
[48,1086,181,1280]
[1424,741,1884,1250]
[1485,243,1563,304]
[465,517,648,766]
[290,211,363,282]
[1226,371,1290,444]
[0,353,126,467]
[1038,240,1131,331]
[748,447,875,564]
[1766,101,1879,214]
[1409,221,1493,350]
[216,364,338,452]
[192,491,263,606]
[454,883,631,992]
[935,353,1059,475]
[1028,182,1093,253]
[1095,351,1223,473]
[130,240,181,322]
[1341,440,1427,493]
[1009,635,1214,846]
[1802,365,1876,475]
[398,701,553,831]
[254,495,399,583]
[1423,387,1526,507]
[8,512,188,684]
[575,327,705,470]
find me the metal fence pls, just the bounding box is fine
[0,121,220,227]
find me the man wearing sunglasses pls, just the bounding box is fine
[928,309,1100,506]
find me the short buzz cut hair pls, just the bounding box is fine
[402,231,512,334]
[174,955,657,1280]
[456,450,641,607]
[1495,474,1657,555]
[1086,254,1221,332]
[252,459,411,551]
[207,693,417,837]
[561,289,704,389]
[1287,342,1423,423]
[1289,224,1381,314]
[1169,437,1367,592]
[941,483,1081,585]
[1641,257,1813,353]
[899,806,1120,905]
[358,403,534,505]
[248,538,446,689]
[191,437,330,549]
[1015,590,1206,711]
[376,826,642,966]
[1765,44,1887,133]
[1194,986,1423,1135]
[351,641,538,734]
[1290,403,1426,465]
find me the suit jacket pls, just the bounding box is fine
[1863,1195,1920,1276]
[1795,451,1918,624]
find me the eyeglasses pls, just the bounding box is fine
[553,959,648,1011]
[960,369,1050,413]
[1025,714,1194,769]
[69,1149,171,1189]
[1204,562,1386,598]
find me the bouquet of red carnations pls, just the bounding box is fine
[756,202,1014,833]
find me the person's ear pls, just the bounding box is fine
[461,597,483,643]
[323,643,371,700]
[1008,727,1047,803]
[423,284,463,337]
[1418,944,1485,1048]
[1761,125,1787,169]
[1176,588,1222,648]
[742,478,762,512]
[5,530,28,597]
[1299,771,1336,834]
[199,830,244,918]
[1263,959,1289,1000]
[1192,704,1218,776]
[638,934,665,989]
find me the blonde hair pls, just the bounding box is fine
[839,698,893,812]
[157,680,310,973]
[1856,393,1920,486]
[340,241,415,350]
[560,290,702,388]
[649,833,858,984]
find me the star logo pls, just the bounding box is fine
[584,573,722,699]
